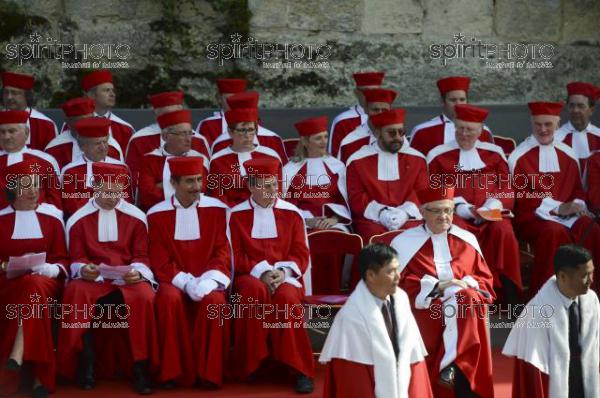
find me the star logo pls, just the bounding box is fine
[29,32,42,43]
[29,162,41,173]
[230,293,242,303]
[453,164,463,172]
[230,33,243,43]
[30,293,41,303]
[453,32,465,43]
[230,163,241,173]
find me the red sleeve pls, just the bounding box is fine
[495,154,515,210]
[68,219,91,269]
[204,208,232,278]
[147,213,178,283]
[323,359,375,398]
[129,218,149,266]
[285,212,310,274]
[331,118,360,157]
[511,358,549,398]
[408,360,434,398]
[346,160,373,219]
[229,212,254,275]
[47,218,69,279]
[138,158,164,211]
[587,153,600,211]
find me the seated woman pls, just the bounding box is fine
[283,116,351,231]
[0,159,68,398]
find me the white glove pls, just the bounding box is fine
[31,263,60,278]
[456,203,475,220]
[172,271,194,291]
[185,278,219,302]
[379,208,408,231]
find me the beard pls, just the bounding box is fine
[383,138,403,153]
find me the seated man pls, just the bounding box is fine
[0,110,61,209]
[509,101,600,295]
[346,108,428,241]
[428,103,521,303]
[320,244,432,398]
[503,244,599,397]
[58,162,158,395]
[0,159,67,397]
[137,109,208,211]
[228,157,314,393]
[207,108,282,207]
[586,150,600,212]
[148,157,230,388]
[60,117,132,217]
[391,186,495,397]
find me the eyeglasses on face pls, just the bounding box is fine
[233,127,257,136]
[424,207,454,215]
[168,130,194,138]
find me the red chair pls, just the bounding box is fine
[304,230,363,306]
[283,138,300,159]
[493,135,517,157]
[369,229,405,246]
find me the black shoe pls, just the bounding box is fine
[295,374,314,394]
[438,364,457,389]
[31,385,49,398]
[133,361,153,395]
[5,358,21,371]
[198,379,219,389]
[77,358,95,390]
[161,380,177,390]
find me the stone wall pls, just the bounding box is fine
[1,0,599,108]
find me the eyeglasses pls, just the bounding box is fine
[168,130,194,138]
[424,207,454,215]
[232,127,256,136]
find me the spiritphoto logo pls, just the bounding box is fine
[429,33,556,69]
[206,33,332,69]
[4,32,131,68]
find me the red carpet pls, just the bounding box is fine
[11,350,513,397]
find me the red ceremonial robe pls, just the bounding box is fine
[0,147,61,210]
[0,203,67,393]
[410,114,494,156]
[207,146,282,207]
[137,146,209,211]
[195,111,226,147]
[96,111,135,154]
[60,155,133,218]
[228,198,315,379]
[346,141,428,241]
[57,199,159,379]
[329,104,367,157]
[45,128,124,170]
[503,276,600,397]
[392,224,496,398]
[508,136,600,295]
[586,151,600,211]
[26,108,58,151]
[148,195,231,386]
[124,122,210,195]
[427,140,522,292]
[282,155,351,229]
[337,123,376,165]
[555,121,600,176]
[319,280,433,398]
[211,126,288,164]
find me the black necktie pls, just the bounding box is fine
[568,301,584,397]
[382,299,399,359]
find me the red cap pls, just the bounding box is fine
[74,118,111,138]
[352,72,385,87]
[566,82,600,100]
[168,157,204,177]
[91,162,129,188]
[225,108,258,125]
[454,104,489,123]
[294,116,328,137]
[1,71,34,90]
[217,78,248,94]
[243,157,279,178]
[81,70,113,91]
[0,110,29,125]
[157,109,192,130]
[528,102,564,116]
[226,91,259,109]
[417,186,455,205]
[148,91,184,108]
[61,97,96,117]
[362,88,397,104]
[437,76,470,95]
[369,108,406,128]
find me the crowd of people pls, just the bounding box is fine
[0,68,598,397]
